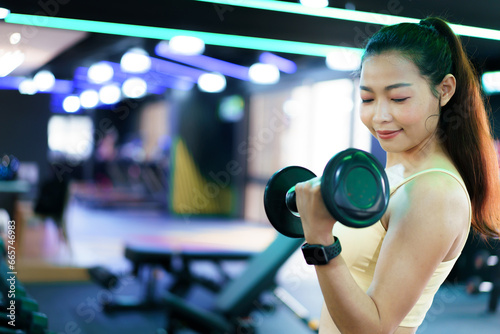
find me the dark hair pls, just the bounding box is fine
[361,17,500,238]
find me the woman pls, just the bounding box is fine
[295,17,500,333]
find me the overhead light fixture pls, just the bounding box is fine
[168,36,205,55]
[248,63,280,84]
[196,0,500,41]
[259,52,296,74]
[0,8,10,19]
[150,57,206,82]
[74,63,195,92]
[0,50,24,77]
[482,71,500,94]
[18,78,38,95]
[5,13,361,57]
[120,48,151,74]
[99,84,121,104]
[0,76,23,90]
[197,72,226,93]
[88,61,114,84]
[62,95,80,113]
[155,41,249,80]
[300,0,328,9]
[80,89,100,108]
[122,77,148,98]
[9,32,21,45]
[326,49,361,71]
[33,70,56,92]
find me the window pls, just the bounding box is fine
[48,115,94,161]
[244,78,371,223]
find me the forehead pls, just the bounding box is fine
[360,52,422,86]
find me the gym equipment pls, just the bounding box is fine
[0,241,53,334]
[89,244,256,312]
[163,234,307,334]
[89,234,315,333]
[264,148,389,238]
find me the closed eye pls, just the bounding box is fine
[361,99,374,104]
[392,97,409,103]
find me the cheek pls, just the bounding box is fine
[393,104,424,127]
[359,107,372,127]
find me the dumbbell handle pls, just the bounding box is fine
[285,186,299,215]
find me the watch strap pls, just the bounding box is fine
[302,237,341,265]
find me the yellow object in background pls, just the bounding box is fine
[170,138,234,216]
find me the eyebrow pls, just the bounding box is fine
[360,83,413,92]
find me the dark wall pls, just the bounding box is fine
[488,94,500,138]
[0,90,52,181]
[175,90,235,177]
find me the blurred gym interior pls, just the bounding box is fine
[0,1,499,333]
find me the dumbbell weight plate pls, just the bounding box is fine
[264,166,316,238]
[321,149,389,228]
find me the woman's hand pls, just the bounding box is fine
[294,177,337,245]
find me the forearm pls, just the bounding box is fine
[315,255,383,334]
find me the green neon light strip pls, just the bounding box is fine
[197,0,500,41]
[4,13,362,57]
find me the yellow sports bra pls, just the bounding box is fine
[332,168,472,327]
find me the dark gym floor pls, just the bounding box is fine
[21,201,500,334]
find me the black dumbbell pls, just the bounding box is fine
[264,149,390,238]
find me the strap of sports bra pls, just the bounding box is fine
[390,168,472,225]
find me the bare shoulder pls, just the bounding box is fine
[387,170,470,257]
[403,171,468,212]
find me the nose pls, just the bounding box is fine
[372,101,392,124]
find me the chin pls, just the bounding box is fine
[378,142,406,154]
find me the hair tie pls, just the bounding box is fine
[419,20,440,36]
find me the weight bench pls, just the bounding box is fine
[89,240,258,311]
[89,233,318,333]
[162,234,316,333]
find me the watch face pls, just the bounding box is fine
[302,246,328,265]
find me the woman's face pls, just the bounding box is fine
[359,51,441,154]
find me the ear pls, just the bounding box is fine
[438,74,456,107]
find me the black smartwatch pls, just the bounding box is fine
[301,237,341,265]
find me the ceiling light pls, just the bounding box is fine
[168,36,205,55]
[9,32,21,45]
[482,71,500,94]
[120,48,151,73]
[33,70,56,91]
[122,77,148,98]
[197,72,226,93]
[5,13,361,57]
[259,52,296,74]
[62,96,80,113]
[99,84,121,104]
[0,50,24,77]
[300,0,328,9]
[0,8,10,19]
[196,0,500,41]
[248,63,280,84]
[326,49,362,71]
[88,62,114,84]
[18,78,38,95]
[80,89,99,108]
[155,41,249,80]
[150,57,206,82]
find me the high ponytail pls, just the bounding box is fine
[362,17,500,238]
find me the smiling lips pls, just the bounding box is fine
[376,129,402,139]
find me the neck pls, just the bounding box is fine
[385,134,448,175]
